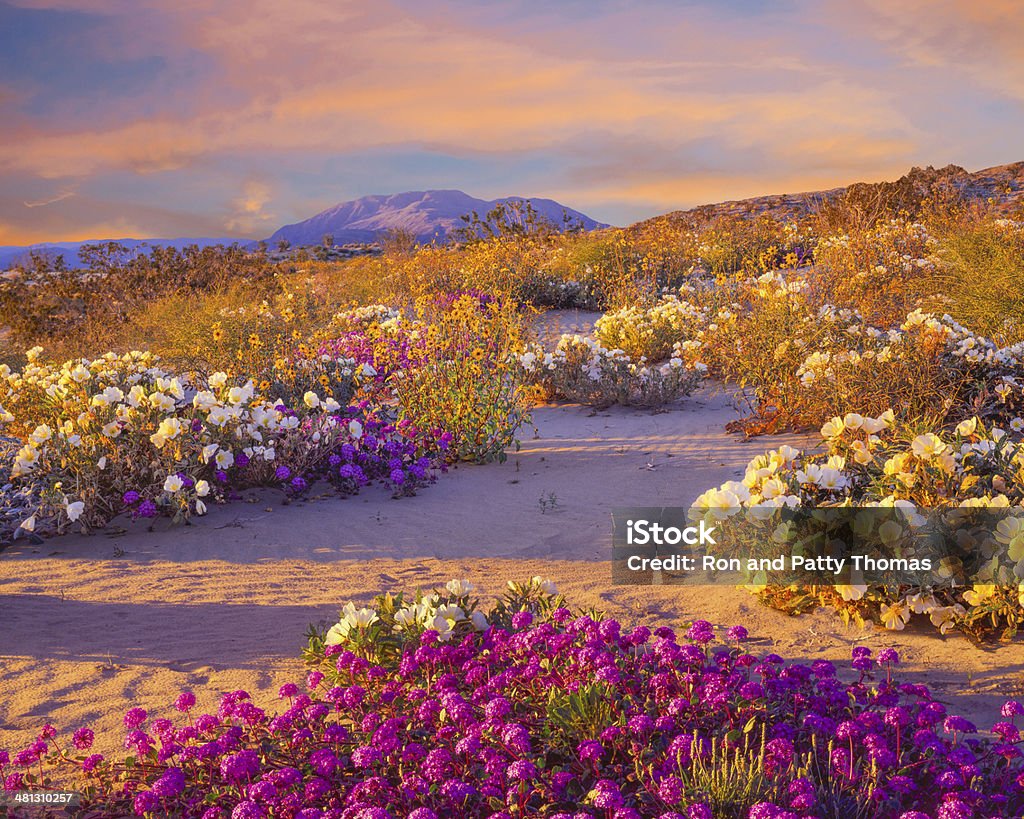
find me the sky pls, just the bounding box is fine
[1,0,1022,244]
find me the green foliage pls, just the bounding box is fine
[924,211,1024,344]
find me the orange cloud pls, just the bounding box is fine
[226,180,275,233]
[0,4,915,181]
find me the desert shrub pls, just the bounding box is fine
[692,214,800,277]
[789,309,984,425]
[675,272,999,433]
[695,410,1024,639]
[7,580,1024,817]
[0,349,441,536]
[0,244,284,357]
[594,297,708,361]
[922,213,1024,344]
[809,219,933,325]
[520,335,706,408]
[389,294,531,464]
[683,272,832,431]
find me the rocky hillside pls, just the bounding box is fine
[635,162,1024,229]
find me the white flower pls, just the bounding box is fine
[209,372,228,388]
[349,420,363,439]
[91,385,124,406]
[195,499,207,516]
[445,579,475,596]
[842,412,864,430]
[956,417,978,437]
[471,611,489,631]
[215,450,235,469]
[820,417,845,439]
[532,576,558,595]
[228,382,254,405]
[880,600,910,630]
[149,392,176,413]
[836,583,867,601]
[303,391,321,408]
[70,364,91,383]
[163,474,184,493]
[65,500,85,521]
[324,603,379,645]
[193,390,218,411]
[929,605,965,634]
[911,433,947,460]
[195,480,210,497]
[20,515,36,532]
[150,417,183,449]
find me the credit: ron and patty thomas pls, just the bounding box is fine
[611,505,1024,588]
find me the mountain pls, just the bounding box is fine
[0,237,245,270]
[630,161,1024,230]
[265,190,608,246]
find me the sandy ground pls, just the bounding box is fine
[1,384,1024,758]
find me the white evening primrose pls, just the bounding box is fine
[911,433,946,460]
[836,583,867,601]
[195,480,210,497]
[70,364,91,383]
[303,391,321,409]
[446,579,475,596]
[163,474,184,493]
[65,500,85,522]
[820,417,845,439]
[880,600,910,631]
[149,392,176,413]
[193,390,218,411]
[956,417,978,437]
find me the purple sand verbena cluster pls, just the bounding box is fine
[3,605,1024,818]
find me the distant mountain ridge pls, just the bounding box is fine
[0,190,607,269]
[0,237,243,270]
[265,189,608,246]
[6,165,1024,269]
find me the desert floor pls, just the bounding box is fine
[2,377,1023,755]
